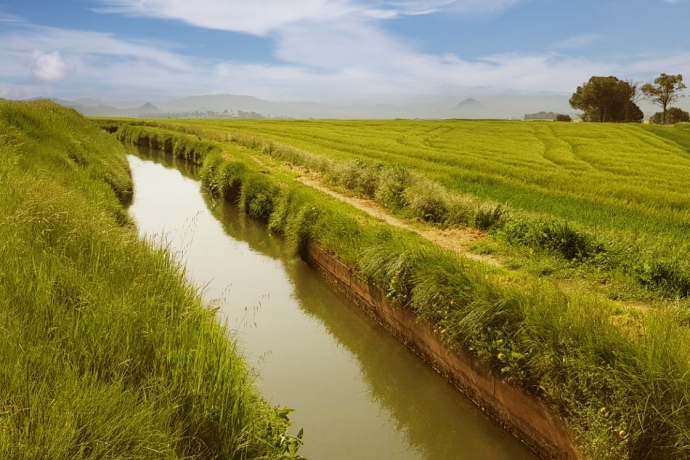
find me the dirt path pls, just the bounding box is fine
[296,174,657,313]
[295,174,502,267]
[239,153,656,313]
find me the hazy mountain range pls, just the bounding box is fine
[43,93,585,119]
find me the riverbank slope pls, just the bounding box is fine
[0,101,302,459]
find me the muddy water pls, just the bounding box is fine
[127,147,537,460]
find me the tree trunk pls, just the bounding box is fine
[663,101,668,124]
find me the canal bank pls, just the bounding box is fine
[107,120,588,458]
[127,146,539,459]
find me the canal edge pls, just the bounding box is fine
[304,241,580,460]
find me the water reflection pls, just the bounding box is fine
[127,146,536,460]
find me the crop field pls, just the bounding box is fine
[177,119,690,243]
[116,118,690,301]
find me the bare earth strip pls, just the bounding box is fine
[245,155,654,314]
[245,154,499,266]
[294,173,658,320]
[295,174,502,267]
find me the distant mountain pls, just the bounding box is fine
[138,102,159,112]
[46,92,576,120]
[157,94,273,112]
[71,98,102,107]
[452,98,486,110]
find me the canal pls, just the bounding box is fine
[126,147,537,460]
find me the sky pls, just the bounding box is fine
[1,0,689,103]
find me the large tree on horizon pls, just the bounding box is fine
[641,74,686,124]
[569,76,643,122]
[622,79,644,123]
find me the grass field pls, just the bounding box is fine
[176,119,690,241]
[105,118,690,459]
[102,118,690,301]
[0,101,303,459]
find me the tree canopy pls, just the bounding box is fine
[641,74,686,124]
[569,76,643,122]
[650,107,690,124]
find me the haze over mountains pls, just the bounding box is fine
[47,92,583,119]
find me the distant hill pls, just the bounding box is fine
[44,92,576,120]
[157,94,273,112]
[452,98,486,110]
[138,102,159,112]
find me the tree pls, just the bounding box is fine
[641,74,686,124]
[650,107,690,124]
[622,79,643,123]
[570,76,644,122]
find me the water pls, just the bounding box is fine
[127,147,537,460]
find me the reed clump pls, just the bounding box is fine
[0,102,303,459]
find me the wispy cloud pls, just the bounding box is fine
[0,21,624,97]
[0,12,22,22]
[93,0,361,36]
[551,34,600,50]
[0,85,27,99]
[93,0,526,35]
[0,24,203,90]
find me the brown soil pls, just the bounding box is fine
[295,174,502,267]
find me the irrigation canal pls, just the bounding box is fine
[126,146,537,460]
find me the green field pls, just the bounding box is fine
[105,117,690,459]
[0,102,302,459]
[179,119,690,240]
[109,118,690,301]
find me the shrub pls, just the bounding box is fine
[404,178,448,223]
[650,108,690,124]
[375,166,410,210]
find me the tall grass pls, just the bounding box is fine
[113,122,690,459]
[0,101,303,459]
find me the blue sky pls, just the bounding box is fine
[1,0,689,101]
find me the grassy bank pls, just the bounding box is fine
[108,120,690,459]
[0,101,303,459]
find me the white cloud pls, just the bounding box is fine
[0,25,208,93]
[622,50,690,76]
[551,34,600,50]
[94,0,356,35]
[93,0,526,36]
[29,52,71,83]
[0,23,601,98]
